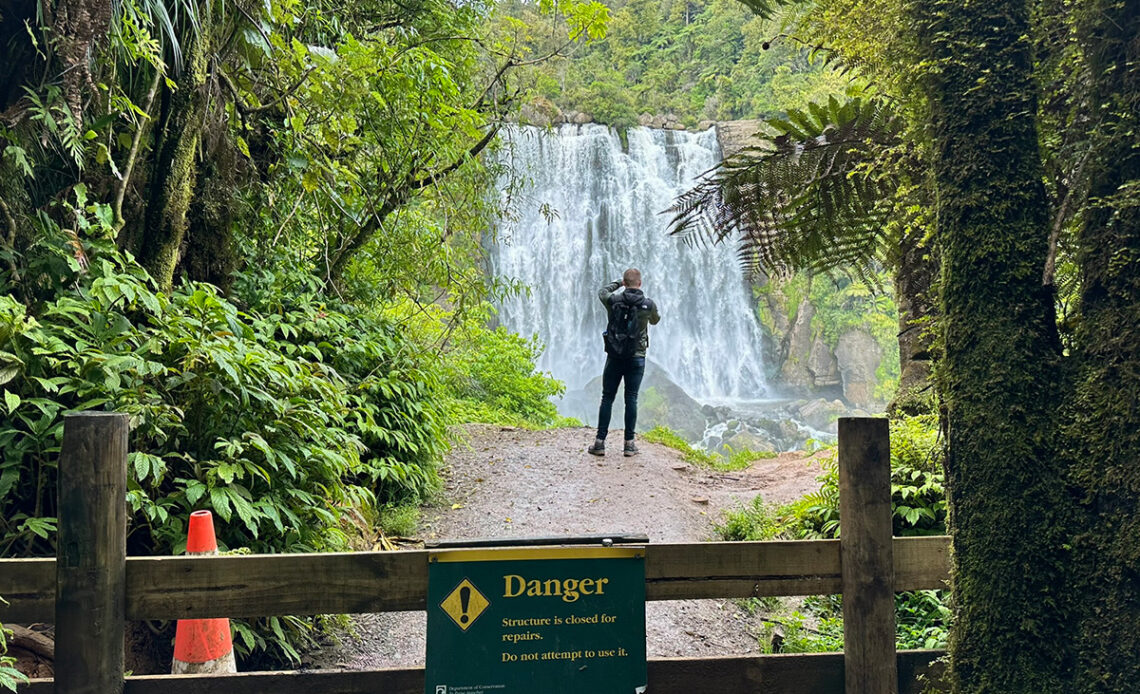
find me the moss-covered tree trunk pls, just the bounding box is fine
[913,0,1074,690]
[179,147,239,293]
[138,28,210,292]
[1069,1,1140,690]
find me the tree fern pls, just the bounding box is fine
[668,96,906,278]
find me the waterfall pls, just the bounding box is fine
[491,124,767,402]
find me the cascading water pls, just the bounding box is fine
[491,124,767,404]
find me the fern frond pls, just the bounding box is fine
[668,97,906,277]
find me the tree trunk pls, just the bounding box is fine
[912,0,1074,690]
[138,28,210,292]
[1068,2,1140,690]
[889,227,937,415]
[178,148,239,293]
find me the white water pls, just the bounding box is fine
[491,124,767,400]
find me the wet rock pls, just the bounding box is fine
[572,361,705,440]
[519,99,560,128]
[720,430,778,455]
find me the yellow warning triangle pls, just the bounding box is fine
[440,578,490,631]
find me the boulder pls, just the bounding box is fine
[698,119,716,131]
[572,111,594,124]
[796,398,847,434]
[638,112,654,127]
[570,360,707,440]
[835,330,883,408]
[720,429,778,456]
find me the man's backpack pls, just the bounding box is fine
[603,293,644,358]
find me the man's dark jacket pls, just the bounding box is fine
[599,280,661,359]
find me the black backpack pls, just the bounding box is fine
[603,293,643,358]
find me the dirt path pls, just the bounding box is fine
[305,425,826,669]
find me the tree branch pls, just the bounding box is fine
[114,69,163,233]
[1043,145,1093,286]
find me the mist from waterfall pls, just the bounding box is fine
[490,124,767,402]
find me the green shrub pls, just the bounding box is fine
[379,504,420,537]
[1,218,450,662]
[716,496,787,541]
[402,304,568,428]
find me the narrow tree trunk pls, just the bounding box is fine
[889,228,937,415]
[912,0,1074,690]
[1069,2,1140,690]
[138,29,210,292]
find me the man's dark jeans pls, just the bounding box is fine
[595,355,646,441]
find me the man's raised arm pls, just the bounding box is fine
[599,279,622,306]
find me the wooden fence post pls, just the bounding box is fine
[839,417,898,694]
[55,412,129,694]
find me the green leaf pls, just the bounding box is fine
[3,390,20,414]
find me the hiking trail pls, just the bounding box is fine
[306,424,827,668]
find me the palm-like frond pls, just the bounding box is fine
[668,96,903,278]
[734,0,803,20]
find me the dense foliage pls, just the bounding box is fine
[0,0,602,664]
[495,0,852,127]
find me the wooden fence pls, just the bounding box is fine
[1,414,952,693]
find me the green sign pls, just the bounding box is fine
[426,546,647,694]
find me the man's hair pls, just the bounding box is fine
[622,268,642,287]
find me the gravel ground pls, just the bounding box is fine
[304,425,826,669]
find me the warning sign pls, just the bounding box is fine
[425,546,646,694]
[440,578,490,631]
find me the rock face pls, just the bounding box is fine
[835,330,883,408]
[715,119,765,156]
[519,99,560,128]
[808,333,841,387]
[779,298,816,388]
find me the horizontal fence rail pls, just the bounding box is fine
[3,415,952,693]
[18,651,946,694]
[0,536,950,622]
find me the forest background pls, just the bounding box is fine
[2,0,1138,692]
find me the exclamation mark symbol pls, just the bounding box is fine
[459,586,471,624]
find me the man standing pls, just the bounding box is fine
[588,268,660,457]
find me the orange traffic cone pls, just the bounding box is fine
[172,510,237,674]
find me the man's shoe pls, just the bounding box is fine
[623,440,639,457]
[588,439,606,456]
